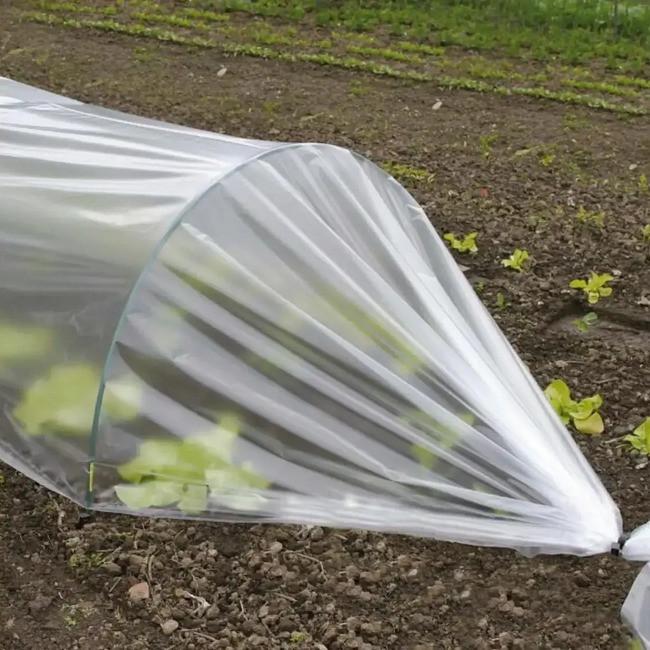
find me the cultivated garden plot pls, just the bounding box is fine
[0,1,649,649]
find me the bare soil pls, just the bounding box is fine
[0,7,649,649]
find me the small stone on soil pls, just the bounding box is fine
[128,582,150,602]
[28,595,52,615]
[160,619,179,636]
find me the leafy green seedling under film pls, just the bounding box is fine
[14,364,141,436]
[573,311,598,333]
[444,232,478,254]
[544,379,604,435]
[0,322,54,368]
[501,248,530,272]
[569,272,614,305]
[625,417,650,455]
[115,412,269,514]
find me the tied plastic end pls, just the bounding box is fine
[610,534,629,557]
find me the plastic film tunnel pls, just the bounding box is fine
[1,78,650,641]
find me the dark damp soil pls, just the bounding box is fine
[1,4,649,649]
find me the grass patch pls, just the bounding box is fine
[133,12,209,31]
[614,74,650,90]
[562,78,639,98]
[348,80,370,96]
[563,112,591,130]
[396,41,445,57]
[21,11,648,116]
[381,161,434,184]
[31,0,650,69]
[346,45,423,64]
[179,7,230,23]
[215,0,650,65]
[463,59,524,81]
[34,0,117,15]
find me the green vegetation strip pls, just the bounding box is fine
[21,12,647,116]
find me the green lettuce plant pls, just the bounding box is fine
[444,232,478,254]
[569,272,613,304]
[14,364,140,435]
[624,417,650,455]
[501,248,530,272]
[409,411,474,470]
[115,413,269,514]
[0,322,53,367]
[544,379,604,435]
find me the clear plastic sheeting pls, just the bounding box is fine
[624,523,650,562]
[0,77,644,568]
[622,564,650,648]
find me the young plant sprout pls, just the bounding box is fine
[642,224,650,242]
[0,322,54,367]
[495,292,508,310]
[573,311,598,333]
[444,232,478,254]
[576,206,605,228]
[479,133,498,159]
[569,272,614,304]
[115,413,269,514]
[639,174,649,193]
[14,364,140,436]
[625,418,650,455]
[544,379,604,435]
[501,248,530,272]
[538,150,556,167]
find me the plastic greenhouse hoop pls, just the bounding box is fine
[84,141,370,508]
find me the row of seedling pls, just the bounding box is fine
[443,227,649,453]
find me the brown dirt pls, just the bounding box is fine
[1,6,649,650]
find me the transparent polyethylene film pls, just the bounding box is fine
[622,564,650,648]
[0,76,277,498]
[89,141,623,556]
[3,77,645,561]
[625,523,650,562]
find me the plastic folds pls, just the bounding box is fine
[0,77,639,564]
[622,564,650,648]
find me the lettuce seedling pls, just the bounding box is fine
[569,272,613,304]
[495,292,507,310]
[572,311,598,333]
[0,322,53,367]
[115,413,269,514]
[538,151,555,167]
[501,248,530,272]
[444,232,478,254]
[544,379,604,435]
[14,364,140,436]
[409,410,474,470]
[624,418,650,455]
[575,206,605,228]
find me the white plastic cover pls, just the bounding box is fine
[622,564,650,648]
[625,523,650,562]
[0,77,647,566]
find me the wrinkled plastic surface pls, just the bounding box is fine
[0,77,627,556]
[622,564,650,648]
[625,523,650,562]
